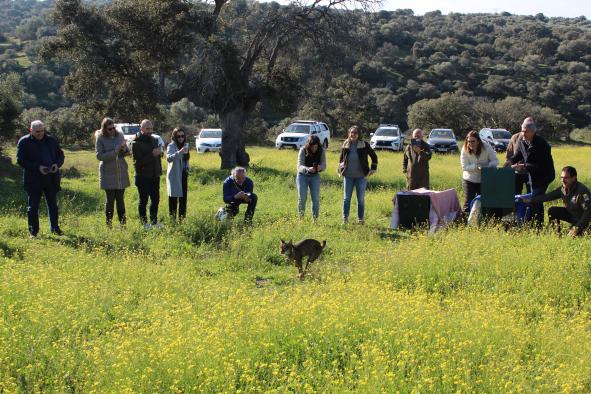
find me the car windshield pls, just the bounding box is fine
[286,124,311,134]
[121,125,140,135]
[375,128,399,137]
[430,130,454,139]
[200,130,222,138]
[492,130,511,139]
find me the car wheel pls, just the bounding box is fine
[323,139,328,149]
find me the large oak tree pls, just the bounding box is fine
[44,0,377,168]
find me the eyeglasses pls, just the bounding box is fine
[106,126,115,131]
[560,175,571,180]
[177,135,185,139]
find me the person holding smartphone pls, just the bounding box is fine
[95,117,130,227]
[166,127,190,222]
[296,135,326,220]
[402,128,432,190]
[16,120,65,237]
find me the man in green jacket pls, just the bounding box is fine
[523,166,591,237]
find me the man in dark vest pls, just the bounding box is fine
[131,119,163,229]
[16,120,65,237]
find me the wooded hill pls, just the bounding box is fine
[1,0,591,146]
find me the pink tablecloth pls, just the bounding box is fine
[390,188,461,233]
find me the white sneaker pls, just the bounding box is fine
[143,223,152,230]
[153,222,164,229]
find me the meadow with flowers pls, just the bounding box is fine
[1,145,591,392]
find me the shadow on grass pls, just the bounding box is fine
[51,232,148,255]
[0,158,101,215]
[0,240,24,260]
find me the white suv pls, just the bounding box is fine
[195,128,222,153]
[116,123,165,150]
[479,128,511,152]
[275,120,331,150]
[370,124,403,151]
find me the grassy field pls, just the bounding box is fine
[1,145,591,392]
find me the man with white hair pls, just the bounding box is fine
[16,120,65,237]
[131,119,163,228]
[222,166,257,223]
[510,116,555,225]
[402,128,432,190]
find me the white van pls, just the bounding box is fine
[275,120,331,150]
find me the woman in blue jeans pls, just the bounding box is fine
[338,125,378,224]
[297,136,326,219]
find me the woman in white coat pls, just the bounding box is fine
[460,130,499,214]
[166,127,190,221]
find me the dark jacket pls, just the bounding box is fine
[223,176,254,204]
[131,132,162,179]
[338,140,378,176]
[510,134,555,188]
[530,181,591,230]
[16,133,64,193]
[402,140,432,190]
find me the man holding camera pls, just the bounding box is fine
[222,166,257,224]
[16,120,65,237]
[402,128,432,190]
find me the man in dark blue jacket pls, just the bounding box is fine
[222,166,257,223]
[16,120,65,237]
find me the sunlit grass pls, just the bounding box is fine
[1,145,590,391]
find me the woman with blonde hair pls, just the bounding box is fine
[460,130,499,214]
[95,118,130,227]
[337,125,378,224]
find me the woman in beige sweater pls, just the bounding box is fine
[460,130,498,214]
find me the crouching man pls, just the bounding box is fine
[223,166,257,223]
[522,166,591,237]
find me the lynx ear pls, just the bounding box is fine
[280,239,285,245]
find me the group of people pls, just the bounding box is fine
[400,116,590,236]
[16,118,191,236]
[15,116,591,238]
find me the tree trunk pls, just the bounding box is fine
[220,106,250,169]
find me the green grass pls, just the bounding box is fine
[1,146,591,392]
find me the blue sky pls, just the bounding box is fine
[378,0,591,19]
